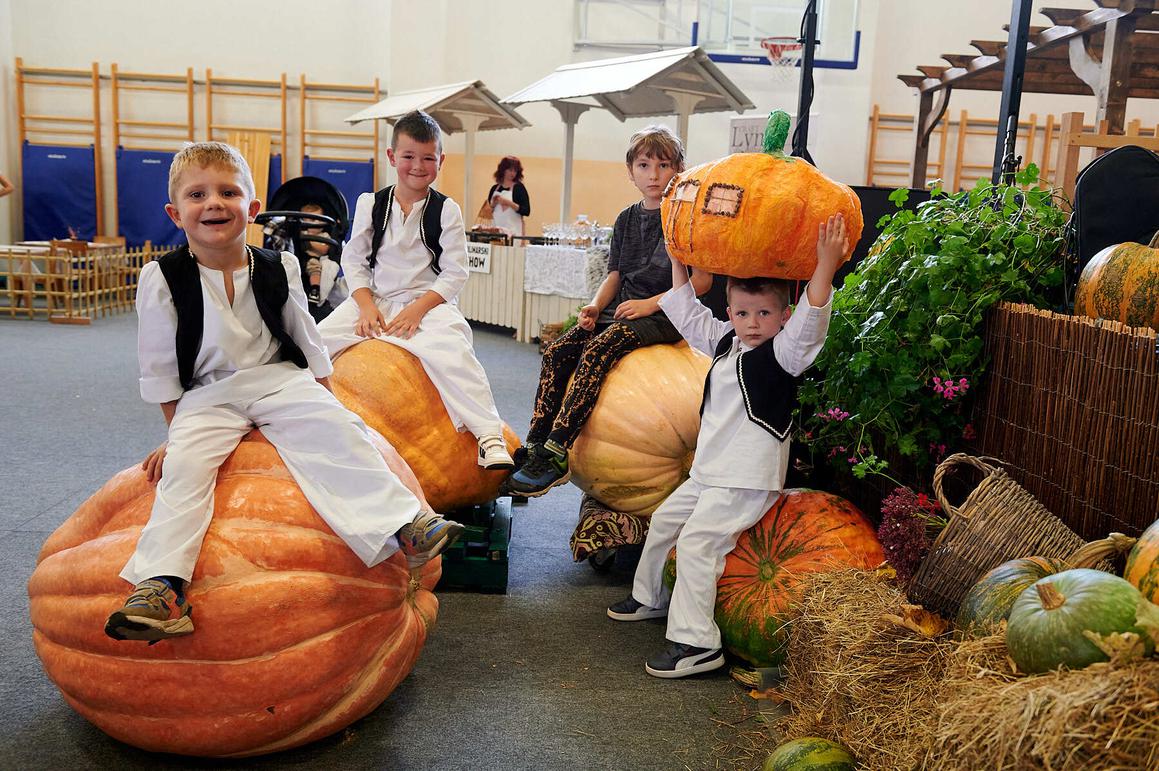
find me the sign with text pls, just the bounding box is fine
[729,114,821,155]
[466,241,492,273]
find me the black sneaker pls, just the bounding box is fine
[504,442,570,497]
[607,596,668,621]
[645,642,725,679]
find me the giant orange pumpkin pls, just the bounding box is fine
[665,489,883,667]
[28,430,440,758]
[661,111,863,279]
[1125,517,1159,603]
[329,340,520,513]
[570,341,711,518]
[1074,235,1159,330]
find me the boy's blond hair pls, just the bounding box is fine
[168,142,255,201]
[625,125,685,171]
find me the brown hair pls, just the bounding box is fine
[168,141,254,201]
[625,125,685,171]
[494,156,524,184]
[391,110,443,153]
[726,276,791,309]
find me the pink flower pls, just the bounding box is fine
[962,423,976,441]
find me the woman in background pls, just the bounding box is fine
[487,156,530,236]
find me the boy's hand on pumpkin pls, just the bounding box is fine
[382,302,426,339]
[142,442,167,483]
[355,305,387,338]
[816,213,849,273]
[577,304,598,331]
[613,298,657,320]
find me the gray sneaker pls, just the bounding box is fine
[397,510,465,566]
[105,578,194,642]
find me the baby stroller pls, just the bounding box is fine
[254,176,350,321]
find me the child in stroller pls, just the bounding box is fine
[255,176,351,321]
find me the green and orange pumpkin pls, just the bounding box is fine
[665,489,883,667]
[660,110,863,279]
[1073,234,1159,330]
[955,533,1136,638]
[1005,568,1159,674]
[28,430,440,757]
[570,342,711,518]
[763,737,858,771]
[329,340,520,513]
[1125,517,1159,603]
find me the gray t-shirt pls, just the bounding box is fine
[598,202,673,324]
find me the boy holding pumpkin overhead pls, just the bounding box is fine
[505,125,712,497]
[105,142,464,642]
[607,213,848,678]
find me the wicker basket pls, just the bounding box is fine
[907,453,1089,618]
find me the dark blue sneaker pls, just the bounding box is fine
[645,642,725,679]
[504,441,570,497]
[607,596,668,621]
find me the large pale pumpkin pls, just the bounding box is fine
[665,490,884,667]
[1074,236,1159,330]
[28,430,441,758]
[329,340,519,513]
[570,341,711,519]
[661,110,863,279]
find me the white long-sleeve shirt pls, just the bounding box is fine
[340,190,469,304]
[659,280,833,490]
[136,250,333,404]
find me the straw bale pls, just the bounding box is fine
[927,632,1159,770]
[775,570,954,771]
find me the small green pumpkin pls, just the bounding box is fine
[955,534,1136,639]
[763,737,857,771]
[1006,568,1159,674]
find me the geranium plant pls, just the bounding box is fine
[799,166,1067,486]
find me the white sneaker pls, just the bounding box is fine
[477,434,514,470]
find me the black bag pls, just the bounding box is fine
[1066,145,1159,299]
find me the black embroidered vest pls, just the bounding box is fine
[156,245,308,392]
[699,331,802,441]
[368,185,447,274]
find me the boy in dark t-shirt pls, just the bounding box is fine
[506,125,712,497]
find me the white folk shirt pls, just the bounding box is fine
[136,251,334,404]
[341,191,469,304]
[659,280,833,491]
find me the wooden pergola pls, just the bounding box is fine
[899,0,1158,187]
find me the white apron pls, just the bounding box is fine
[491,187,524,236]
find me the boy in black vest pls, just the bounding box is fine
[606,213,848,678]
[105,142,464,642]
[317,110,513,470]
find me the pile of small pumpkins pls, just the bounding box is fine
[953,517,1159,673]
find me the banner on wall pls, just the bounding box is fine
[729,114,821,155]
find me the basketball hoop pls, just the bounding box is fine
[761,36,802,83]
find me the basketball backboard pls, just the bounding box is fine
[574,0,861,70]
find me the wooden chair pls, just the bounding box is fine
[48,239,92,322]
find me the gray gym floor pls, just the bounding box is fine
[0,316,767,770]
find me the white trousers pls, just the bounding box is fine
[633,477,780,650]
[120,362,422,585]
[318,295,502,438]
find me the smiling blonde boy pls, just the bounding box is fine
[316,110,512,470]
[105,141,463,642]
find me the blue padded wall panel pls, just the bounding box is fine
[116,148,183,248]
[302,157,375,236]
[22,142,97,241]
[268,155,282,196]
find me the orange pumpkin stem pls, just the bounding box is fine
[1036,581,1067,611]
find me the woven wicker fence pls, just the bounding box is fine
[974,302,1158,540]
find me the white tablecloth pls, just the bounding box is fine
[523,245,608,299]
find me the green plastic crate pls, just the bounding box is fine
[436,499,511,593]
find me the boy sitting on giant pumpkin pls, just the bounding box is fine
[606,212,849,678]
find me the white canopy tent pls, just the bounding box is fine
[345,81,530,218]
[503,46,754,222]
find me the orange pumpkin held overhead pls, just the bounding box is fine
[570,342,711,519]
[661,110,863,279]
[1073,234,1159,331]
[329,340,520,513]
[28,430,441,758]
